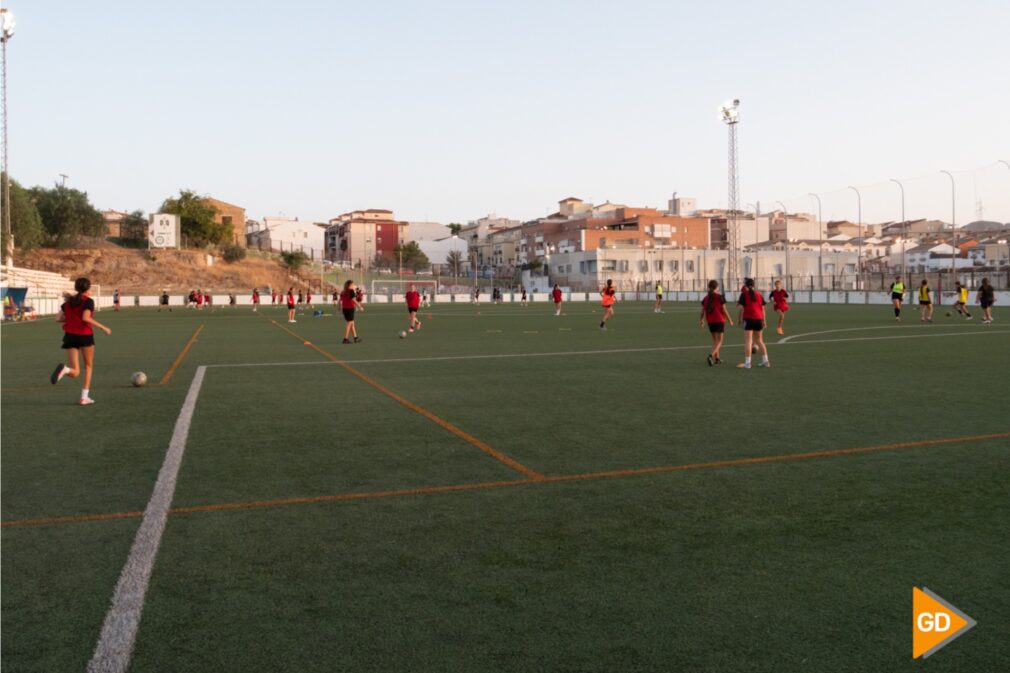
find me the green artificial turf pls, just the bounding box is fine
[2,301,1008,672]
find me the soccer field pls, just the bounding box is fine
[2,301,1008,672]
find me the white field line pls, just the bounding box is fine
[87,366,207,673]
[205,328,1009,369]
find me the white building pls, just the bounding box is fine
[406,221,450,242]
[246,217,327,259]
[416,236,469,272]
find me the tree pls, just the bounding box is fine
[393,241,430,272]
[0,173,44,260]
[121,210,148,240]
[445,250,464,279]
[30,184,105,247]
[280,250,309,270]
[158,190,230,246]
[448,223,463,236]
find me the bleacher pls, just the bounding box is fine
[1,266,86,318]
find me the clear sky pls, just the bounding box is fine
[6,0,1009,226]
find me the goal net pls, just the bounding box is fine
[370,279,439,296]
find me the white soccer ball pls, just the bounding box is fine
[131,371,148,387]
[399,331,407,339]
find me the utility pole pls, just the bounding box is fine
[59,173,69,188]
[719,99,741,292]
[1,8,15,269]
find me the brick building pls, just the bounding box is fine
[203,197,246,247]
[326,209,408,266]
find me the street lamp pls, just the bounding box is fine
[1,8,15,268]
[776,200,790,287]
[808,193,823,288]
[940,170,956,287]
[847,186,862,282]
[890,179,906,279]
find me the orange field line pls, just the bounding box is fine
[159,324,204,385]
[4,431,1005,529]
[270,320,545,481]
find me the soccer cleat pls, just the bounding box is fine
[342,338,351,344]
[79,397,95,406]
[758,361,771,368]
[776,327,784,335]
[50,364,66,385]
[715,357,722,365]
[289,319,296,323]
[736,363,751,369]
[353,337,362,343]
[707,354,714,367]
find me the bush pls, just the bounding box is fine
[280,250,309,270]
[221,244,247,263]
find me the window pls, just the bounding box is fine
[671,260,679,272]
[600,260,617,272]
[686,260,695,272]
[653,260,663,272]
[619,259,629,272]
[558,265,565,274]
[580,261,587,273]
[222,216,233,226]
[638,260,648,272]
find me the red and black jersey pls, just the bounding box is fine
[355,289,364,302]
[406,291,421,310]
[701,292,726,323]
[552,288,562,302]
[286,292,295,307]
[252,290,260,303]
[340,290,358,310]
[738,289,766,321]
[62,295,95,335]
[770,288,789,305]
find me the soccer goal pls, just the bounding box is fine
[370,279,439,298]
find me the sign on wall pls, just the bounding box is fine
[148,214,180,248]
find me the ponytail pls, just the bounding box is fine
[65,277,91,307]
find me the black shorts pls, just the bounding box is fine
[744,319,764,331]
[980,300,993,309]
[919,300,931,306]
[408,307,417,315]
[62,332,95,349]
[891,293,903,301]
[707,322,725,334]
[342,308,355,321]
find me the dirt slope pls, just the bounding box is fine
[20,246,326,294]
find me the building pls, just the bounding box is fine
[102,210,129,238]
[827,220,880,238]
[405,221,450,242]
[768,210,822,242]
[203,198,246,247]
[247,217,327,258]
[326,209,408,266]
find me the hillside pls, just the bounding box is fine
[19,245,327,294]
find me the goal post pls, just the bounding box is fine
[370,279,439,298]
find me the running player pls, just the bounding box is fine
[421,289,430,308]
[736,277,770,369]
[953,281,972,320]
[654,282,663,313]
[917,279,933,322]
[599,279,616,330]
[355,287,364,304]
[770,279,789,334]
[50,278,112,405]
[286,287,296,322]
[113,288,121,312]
[405,283,422,333]
[473,286,480,305]
[158,290,170,312]
[520,286,528,307]
[340,280,364,343]
[271,289,277,305]
[700,280,733,366]
[889,275,905,321]
[252,288,260,312]
[306,289,313,307]
[977,278,995,324]
[552,284,562,315]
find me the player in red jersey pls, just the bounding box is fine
[736,277,770,369]
[306,289,313,307]
[340,280,364,343]
[599,280,616,329]
[405,284,422,333]
[50,278,113,405]
[286,287,296,322]
[252,288,260,312]
[769,279,789,335]
[699,280,733,366]
[270,289,277,305]
[551,283,562,315]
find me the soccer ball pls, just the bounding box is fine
[751,345,759,354]
[131,371,148,387]
[946,311,952,317]
[399,331,407,339]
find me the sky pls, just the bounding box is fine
[5,0,1009,227]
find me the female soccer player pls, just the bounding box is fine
[286,287,296,323]
[977,277,995,324]
[252,288,260,312]
[520,286,528,307]
[50,278,112,405]
[889,275,906,321]
[770,279,789,334]
[405,283,422,333]
[340,280,364,343]
[158,290,170,312]
[270,289,277,305]
[113,288,121,312]
[699,280,733,366]
[654,282,663,313]
[953,281,972,320]
[552,283,562,315]
[917,279,933,322]
[736,277,770,369]
[599,279,617,330]
[306,289,313,307]
[421,289,430,308]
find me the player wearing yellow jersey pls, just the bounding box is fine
[917,279,933,322]
[953,281,972,320]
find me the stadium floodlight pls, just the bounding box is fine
[719,99,740,124]
[0,9,14,41]
[2,8,15,268]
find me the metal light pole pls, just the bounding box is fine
[719,99,741,293]
[776,201,789,288]
[890,178,906,280]
[940,170,956,286]
[847,186,862,282]
[1,8,15,269]
[747,201,761,281]
[808,193,823,288]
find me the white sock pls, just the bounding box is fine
[744,357,751,366]
[82,388,90,399]
[761,355,769,364]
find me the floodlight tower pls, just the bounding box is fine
[1,8,14,268]
[719,99,741,291]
